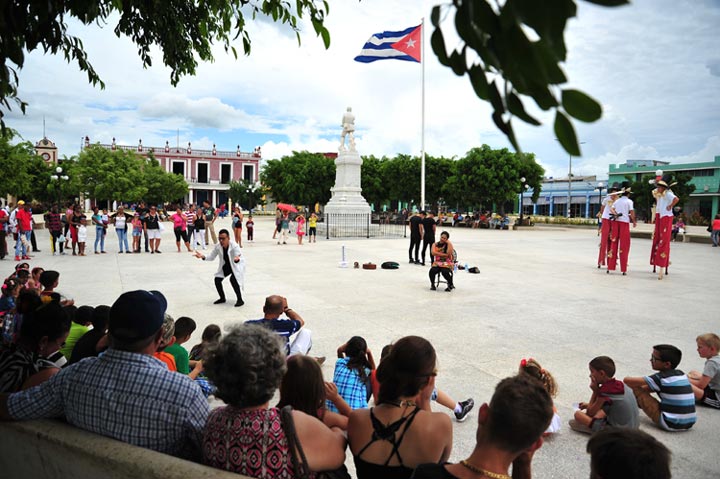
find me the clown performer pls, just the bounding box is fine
[650,173,679,280]
[597,183,622,269]
[607,182,636,276]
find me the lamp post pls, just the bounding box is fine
[558,140,586,218]
[519,177,529,225]
[594,182,604,226]
[50,166,69,207]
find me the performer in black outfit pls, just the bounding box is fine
[420,211,437,266]
[408,211,425,264]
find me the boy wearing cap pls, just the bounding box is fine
[0,289,209,459]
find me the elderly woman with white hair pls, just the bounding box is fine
[202,324,346,478]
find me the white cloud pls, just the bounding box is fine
[5,0,719,182]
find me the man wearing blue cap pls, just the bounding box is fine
[0,290,209,459]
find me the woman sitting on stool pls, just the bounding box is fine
[429,231,455,291]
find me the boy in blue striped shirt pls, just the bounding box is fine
[624,344,696,431]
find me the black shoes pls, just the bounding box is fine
[234,300,244,307]
[430,284,437,291]
[214,298,226,304]
[455,398,474,422]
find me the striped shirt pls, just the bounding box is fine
[7,348,209,458]
[644,369,696,430]
[245,318,301,355]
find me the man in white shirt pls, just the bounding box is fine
[650,175,679,280]
[607,184,636,275]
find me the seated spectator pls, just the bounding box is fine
[202,323,346,477]
[189,323,221,365]
[246,294,324,362]
[278,354,351,430]
[59,305,93,359]
[586,428,671,479]
[412,375,553,479]
[688,332,720,409]
[0,297,70,392]
[0,290,209,460]
[39,270,74,306]
[165,316,204,379]
[429,232,455,291]
[153,314,177,371]
[327,336,375,413]
[69,305,110,364]
[0,277,20,317]
[2,291,41,345]
[518,357,562,434]
[25,267,44,294]
[371,343,473,423]
[570,356,639,434]
[348,336,452,479]
[623,344,696,431]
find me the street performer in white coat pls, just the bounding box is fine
[194,228,245,306]
[650,174,679,280]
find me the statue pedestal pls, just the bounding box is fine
[324,149,371,215]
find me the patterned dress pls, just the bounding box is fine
[203,406,312,479]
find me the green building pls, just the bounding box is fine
[608,157,720,220]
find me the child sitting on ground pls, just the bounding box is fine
[165,316,204,379]
[153,314,177,371]
[688,333,720,409]
[518,357,562,434]
[570,356,639,434]
[328,336,375,412]
[39,270,74,307]
[624,344,696,431]
[189,324,221,397]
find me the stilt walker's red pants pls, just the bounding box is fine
[598,220,611,267]
[607,221,630,273]
[650,214,672,268]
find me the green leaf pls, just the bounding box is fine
[561,89,602,122]
[507,92,541,126]
[449,49,466,76]
[554,110,580,156]
[468,65,489,100]
[431,5,441,27]
[431,28,450,66]
[583,0,629,7]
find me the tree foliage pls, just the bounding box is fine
[0,129,42,198]
[259,146,544,213]
[0,0,332,127]
[229,179,266,211]
[629,172,696,222]
[260,151,335,207]
[142,155,188,205]
[430,0,628,156]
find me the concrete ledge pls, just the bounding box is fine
[630,230,712,244]
[0,420,248,479]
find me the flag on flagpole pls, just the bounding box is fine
[354,25,422,63]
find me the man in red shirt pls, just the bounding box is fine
[14,201,32,261]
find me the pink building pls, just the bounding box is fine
[86,137,261,208]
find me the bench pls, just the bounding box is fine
[0,420,247,479]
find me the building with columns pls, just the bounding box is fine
[86,137,261,208]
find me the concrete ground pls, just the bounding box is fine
[4,216,719,478]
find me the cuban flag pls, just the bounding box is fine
[354,25,422,63]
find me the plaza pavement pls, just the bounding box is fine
[3,216,719,479]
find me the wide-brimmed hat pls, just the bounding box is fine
[657,174,676,189]
[621,181,632,194]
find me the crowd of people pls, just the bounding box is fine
[1,261,716,478]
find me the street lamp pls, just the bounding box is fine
[594,182,605,226]
[519,177,529,225]
[558,140,586,218]
[50,166,69,206]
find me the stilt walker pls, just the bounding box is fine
[607,183,636,275]
[597,183,621,268]
[650,174,679,280]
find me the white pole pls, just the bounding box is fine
[420,17,426,210]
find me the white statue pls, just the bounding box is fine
[340,107,356,151]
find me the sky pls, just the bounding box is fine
[6,0,720,181]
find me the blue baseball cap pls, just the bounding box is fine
[109,290,168,341]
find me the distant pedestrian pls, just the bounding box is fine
[246,215,254,242]
[711,213,720,247]
[408,211,424,264]
[232,206,243,247]
[308,212,318,243]
[296,214,306,245]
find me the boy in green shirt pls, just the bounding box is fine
[164,316,202,377]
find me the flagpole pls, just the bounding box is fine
[420,17,426,211]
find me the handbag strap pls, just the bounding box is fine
[280,405,312,479]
